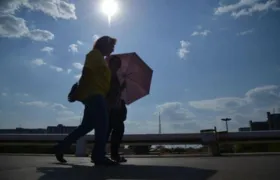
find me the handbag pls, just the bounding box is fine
[68,82,78,102]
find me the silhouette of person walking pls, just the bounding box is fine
[54,36,118,166]
[106,55,128,162]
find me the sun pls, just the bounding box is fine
[101,0,119,26]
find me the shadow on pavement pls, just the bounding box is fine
[37,163,217,180]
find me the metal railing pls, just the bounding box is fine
[0,131,280,156]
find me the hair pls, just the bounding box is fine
[109,55,121,67]
[93,36,117,51]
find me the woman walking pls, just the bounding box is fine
[106,56,127,163]
[54,36,118,166]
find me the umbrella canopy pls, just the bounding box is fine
[106,52,153,105]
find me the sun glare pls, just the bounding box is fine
[101,0,119,26]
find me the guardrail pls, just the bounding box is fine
[218,131,280,143]
[0,133,202,144]
[0,131,280,156]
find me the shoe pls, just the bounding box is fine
[91,157,119,166]
[111,156,127,163]
[54,145,67,163]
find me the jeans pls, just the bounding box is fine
[107,108,125,158]
[57,94,109,162]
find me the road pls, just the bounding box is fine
[0,155,280,180]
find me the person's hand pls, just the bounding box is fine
[68,83,78,103]
[68,94,76,103]
[121,81,126,90]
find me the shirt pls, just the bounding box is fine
[107,74,122,109]
[75,49,111,101]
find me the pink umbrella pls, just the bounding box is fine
[106,52,153,105]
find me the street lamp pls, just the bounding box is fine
[221,118,231,132]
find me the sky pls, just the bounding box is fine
[0,0,280,134]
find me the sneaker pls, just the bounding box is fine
[54,145,67,163]
[91,157,119,166]
[111,156,127,163]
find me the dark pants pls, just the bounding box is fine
[107,109,125,158]
[57,95,109,162]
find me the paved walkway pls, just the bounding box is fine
[0,155,280,180]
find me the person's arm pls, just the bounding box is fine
[122,100,127,120]
[106,79,119,104]
[72,52,101,99]
[120,81,126,91]
[77,67,92,91]
[68,83,78,102]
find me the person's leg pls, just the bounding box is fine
[55,101,95,163]
[103,110,113,157]
[90,95,116,165]
[107,110,113,144]
[110,120,125,160]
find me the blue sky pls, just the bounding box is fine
[0,0,280,134]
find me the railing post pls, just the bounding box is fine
[75,137,87,157]
[201,127,221,156]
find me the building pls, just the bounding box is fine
[0,124,77,134]
[267,112,280,130]
[248,112,280,131]
[0,128,46,134]
[238,127,251,132]
[249,120,269,131]
[46,124,77,134]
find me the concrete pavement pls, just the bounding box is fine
[0,155,280,180]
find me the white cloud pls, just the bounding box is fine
[20,101,49,108]
[41,46,54,54]
[191,30,211,37]
[0,14,29,38]
[232,0,279,18]
[214,0,259,15]
[0,0,23,14]
[77,40,83,45]
[237,29,254,36]
[177,40,190,59]
[189,97,247,112]
[31,58,63,72]
[74,74,81,80]
[67,69,72,74]
[49,65,63,72]
[0,14,54,41]
[51,103,67,111]
[68,44,78,53]
[156,102,196,121]
[153,102,205,133]
[19,99,77,124]
[1,92,7,96]
[92,34,100,42]
[20,101,68,111]
[72,62,83,70]
[27,29,54,41]
[244,85,280,107]
[56,113,81,125]
[15,93,29,97]
[68,40,85,54]
[31,58,46,66]
[214,0,280,19]
[0,0,77,20]
[156,85,280,132]
[55,108,81,125]
[57,110,75,116]
[189,85,280,112]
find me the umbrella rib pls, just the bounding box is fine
[125,76,139,85]
[123,72,133,78]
